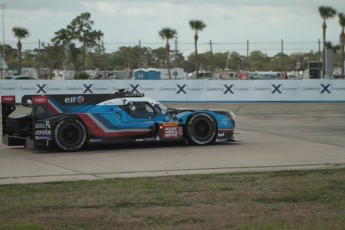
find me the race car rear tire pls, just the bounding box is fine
[54,118,87,152]
[186,113,217,145]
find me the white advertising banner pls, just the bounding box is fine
[1,79,345,103]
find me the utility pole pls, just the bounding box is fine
[246,39,249,72]
[341,32,345,76]
[281,39,285,74]
[139,40,142,70]
[38,39,41,78]
[318,39,321,79]
[0,3,6,79]
[174,38,177,79]
[226,51,230,70]
[209,40,213,76]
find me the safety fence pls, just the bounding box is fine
[1,79,345,103]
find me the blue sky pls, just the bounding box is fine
[4,0,345,56]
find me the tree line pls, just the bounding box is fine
[4,5,345,79]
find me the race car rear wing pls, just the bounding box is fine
[2,95,49,117]
[1,95,16,116]
[1,96,16,136]
[21,90,144,105]
[1,95,49,128]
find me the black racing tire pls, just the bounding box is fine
[54,118,87,152]
[186,113,217,145]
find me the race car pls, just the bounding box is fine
[1,90,236,152]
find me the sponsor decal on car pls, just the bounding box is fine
[34,106,47,115]
[1,95,15,103]
[33,96,48,104]
[64,96,85,104]
[162,121,182,138]
[89,138,104,143]
[163,126,183,138]
[34,121,51,129]
[215,138,228,142]
[218,132,225,137]
[115,113,121,119]
[163,127,178,138]
[34,129,52,140]
[162,121,178,127]
[34,121,52,140]
[178,127,183,136]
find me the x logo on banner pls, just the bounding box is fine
[224,84,234,94]
[272,84,282,94]
[130,84,140,93]
[83,84,93,93]
[177,84,187,94]
[320,84,331,94]
[36,84,47,94]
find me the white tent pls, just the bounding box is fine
[0,57,7,70]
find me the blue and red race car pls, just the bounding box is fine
[1,90,236,151]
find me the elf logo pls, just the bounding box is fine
[64,96,85,104]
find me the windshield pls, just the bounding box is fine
[154,102,169,114]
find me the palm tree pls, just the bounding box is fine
[159,27,177,79]
[318,6,337,78]
[189,20,206,79]
[339,13,345,76]
[12,27,30,75]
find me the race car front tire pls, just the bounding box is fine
[54,118,87,152]
[186,113,217,145]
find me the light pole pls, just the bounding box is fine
[0,3,6,79]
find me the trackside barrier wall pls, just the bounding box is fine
[1,80,345,103]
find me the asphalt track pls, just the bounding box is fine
[1,103,345,185]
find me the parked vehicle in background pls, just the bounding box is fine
[4,75,37,80]
[239,71,283,80]
[252,72,283,80]
[333,75,345,79]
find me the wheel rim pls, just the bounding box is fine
[60,123,81,146]
[193,120,210,140]
[55,120,86,151]
[187,113,217,145]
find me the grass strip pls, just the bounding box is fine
[1,168,345,229]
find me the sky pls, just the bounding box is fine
[3,0,345,57]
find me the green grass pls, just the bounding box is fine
[1,168,345,229]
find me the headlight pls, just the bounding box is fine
[229,111,236,121]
